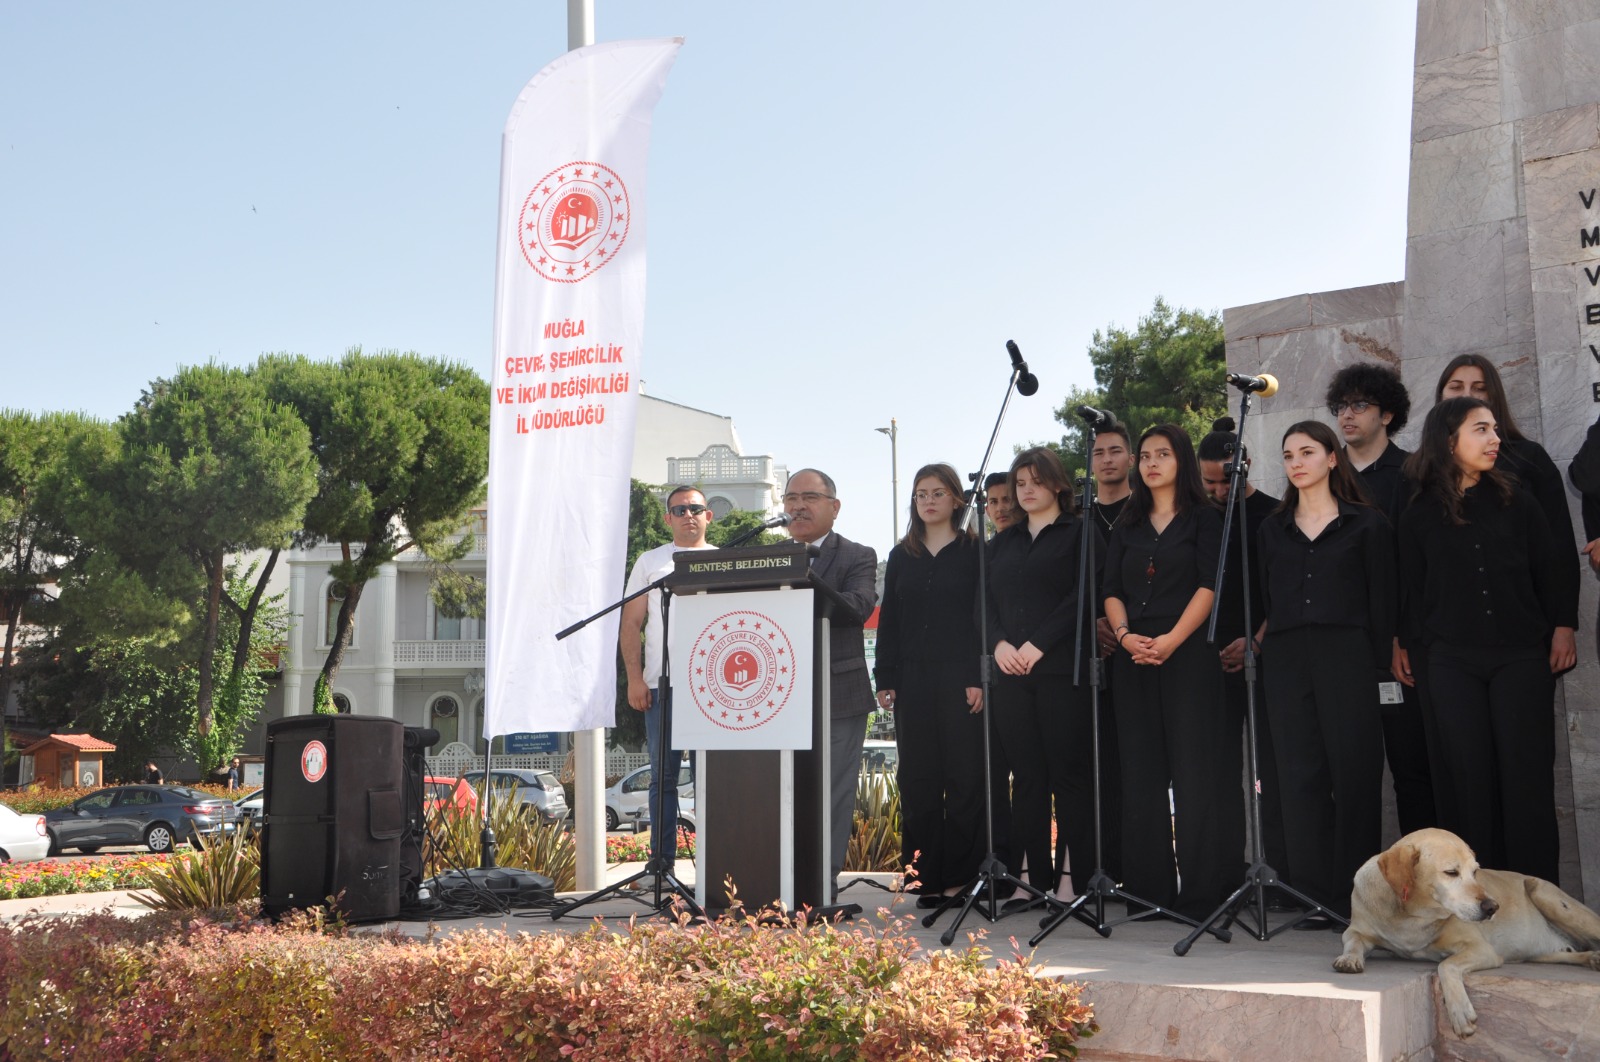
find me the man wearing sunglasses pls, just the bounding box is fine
[620,486,717,863]
[782,468,880,898]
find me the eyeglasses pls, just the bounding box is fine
[781,491,834,505]
[667,504,709,517]
[913,489,952,502]
[1332,400,1372,415]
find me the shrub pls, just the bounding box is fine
[845,770,902,873]
[426,793,577,891]
[134,827,261,911]
[0,904,1096,1059]
[0,853,171,900]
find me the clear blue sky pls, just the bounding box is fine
[1,2,1416,560]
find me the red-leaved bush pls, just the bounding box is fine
[0,902,1094,1059]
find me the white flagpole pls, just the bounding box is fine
[567,0,604,893]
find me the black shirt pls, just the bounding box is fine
[1215,488,1277,642]
[1398,484,1578,648]
[874,536,981,689]
[984,511,1098,674]
[1088,494,1129,538]
[1497,437,1580,625]
[1258,499,1397,666]
[1568,412,1600,540]
[1355,439,1409,530]
[1104,505,1223,625]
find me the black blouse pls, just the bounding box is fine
[1398,484,1578,648]
[1103,505,1223,625]
[984,512,1098,674]
[1215,488,1276,642]
[1497,437,1580,625]
[1258,500,1397,666]
[873,535,981,690]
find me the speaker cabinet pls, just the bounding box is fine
[261,714,405,923]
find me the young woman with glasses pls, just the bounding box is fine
[1103,424,1238,921]
[873,462,985,904]
[1399,398,1575,881]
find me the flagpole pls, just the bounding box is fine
[566,0,605,894]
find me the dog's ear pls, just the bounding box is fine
[1378,844,1419,904]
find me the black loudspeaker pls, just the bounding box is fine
[261,714,405,923]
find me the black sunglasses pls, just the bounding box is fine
[668,503,709,517]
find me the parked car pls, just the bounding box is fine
[424,776,478,813]
[605,759,693,832]
[461,769,568,824]
[861,738,899,776]
[0,803,51,864]
[630,792,696,834]
[234,787,264,829]
[43,785,242,854]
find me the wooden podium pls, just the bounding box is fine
[668,542,855,915]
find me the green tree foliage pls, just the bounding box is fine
[19,568,286,777]
[47,365,313,741]
[258,350,490,698]
[1051,296,1229,475]
[0,411,109,762]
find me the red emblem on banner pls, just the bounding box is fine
[517,161,631,283]
[688,610,796,732]
[301,740,328,784]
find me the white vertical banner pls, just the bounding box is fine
[485,39,683,738]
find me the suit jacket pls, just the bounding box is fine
[806,532,879,720]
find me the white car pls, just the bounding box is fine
[0,803,51,864]
[605,760,693,832]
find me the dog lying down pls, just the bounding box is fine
[1332,828,1600,1037]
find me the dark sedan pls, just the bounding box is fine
[43,785,242,854]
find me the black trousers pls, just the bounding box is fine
[1264,625,1383,917]
[1426,641,1559,881]
[1112,622,1239,919]
[1224,665,1290,882]
[986,706,1013,874]
[1382,674,1437,835]
[992,670,1102,893]
[895,667,986,892]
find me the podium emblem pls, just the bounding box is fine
[688,609,797,731]
[517,161,631,283]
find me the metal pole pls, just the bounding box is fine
[876,418,899,543]
[568,0,605,893]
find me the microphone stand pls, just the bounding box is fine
[920,363,1054,947]
[1173,386,1344,955]
[550,572,702,922]
[1031,417,1227,946]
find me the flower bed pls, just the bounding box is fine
[0,853,172,900]
[606,826,695,864]
[0,905,1096,1059]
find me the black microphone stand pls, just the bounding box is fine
[550,572,702,922]
[920,361,1054,947]
[1173,385,1345,955]
[1032,415,1228,946]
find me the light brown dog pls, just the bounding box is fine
[1332,828,1600,1037]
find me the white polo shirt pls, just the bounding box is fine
[624,539,718,686]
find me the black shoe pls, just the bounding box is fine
[1292,912,1336,931]
[916,893,952,910]
[1001,894,1049,916]
[1265,896,1299,913]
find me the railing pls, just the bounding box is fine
[426,741,650,781]
[393,640,485,665]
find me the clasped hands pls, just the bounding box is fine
[1121,630,1177,666]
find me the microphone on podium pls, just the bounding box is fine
[1225,372,1279,397]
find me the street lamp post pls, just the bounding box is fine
[875,418,899,543]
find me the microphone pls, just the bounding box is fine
[721,511,792,549]
[1225,372,1279,396]
[761,512,793,528]
[1006,340,1040,397]
[1076,405,1115,429]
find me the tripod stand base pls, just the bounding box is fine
[548,859,703,922]
[1172,862,1348,956]
[922,856,1057,947]
[1031,869,1232,947]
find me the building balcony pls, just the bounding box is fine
[393,640,485,667]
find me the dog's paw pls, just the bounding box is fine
[1332,953,1365,974]
[1585,952,1600,972]
[1446,1000,1478,1038]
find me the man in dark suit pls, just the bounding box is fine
[783,468,879,891]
